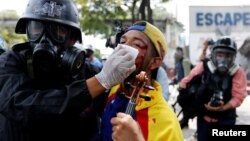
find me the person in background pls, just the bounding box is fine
[174,47,192,84]
[0,0,136,141]
[156,65,170,101]
[179,36,247,141]
[100,21,183,141]
[86,44,103,69]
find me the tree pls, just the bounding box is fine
[76,0,169,37]
[76,0,127,37]
[0,10,27,49]
[0,10,19,20]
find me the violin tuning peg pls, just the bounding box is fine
[139,95,151,101]
[125,82,135,89]
[144,85,155,90]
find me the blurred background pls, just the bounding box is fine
[2,0,250,72]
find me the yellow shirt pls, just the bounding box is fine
[108,80,184,141]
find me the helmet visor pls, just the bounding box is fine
[47,23,69,43]
[213,49,235,68]
[27,21,44,42]
[27,20,70,43]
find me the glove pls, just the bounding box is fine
[95,44,138,89]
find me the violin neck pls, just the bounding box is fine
[125,101,136,116]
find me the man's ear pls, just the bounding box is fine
[149,57,162,70]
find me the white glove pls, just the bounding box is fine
[95,44,138,89]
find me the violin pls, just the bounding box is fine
[125,71,154,116]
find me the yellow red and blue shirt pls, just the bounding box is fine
[101,80,184,141]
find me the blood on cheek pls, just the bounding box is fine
[136,46,148,66]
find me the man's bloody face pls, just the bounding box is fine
[120,30,154,74]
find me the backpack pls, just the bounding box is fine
[176,70,209,128]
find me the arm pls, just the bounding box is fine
[0,45,137,124]
[86,76,106,98]
[0,52,93,123]
[227,68,247,109]
[156,66,170,101]
[180,62,204,89]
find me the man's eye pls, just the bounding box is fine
[120,41,125,44]
[134,44,141,47]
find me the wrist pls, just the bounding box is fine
[95,72,110,89]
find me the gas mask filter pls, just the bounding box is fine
[27,20,85,77]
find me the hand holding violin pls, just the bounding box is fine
[111,112,145,141]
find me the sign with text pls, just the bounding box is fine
[190,6,250,33]
[188,6,250,65]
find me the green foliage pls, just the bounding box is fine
[0,10,27,49]
[153,6,168,20]
[75,0,170,38]
[0,27,27,49]
[94,48,102,59]
[77,0,127,38]
[0,10,19,20]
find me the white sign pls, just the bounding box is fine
[189,6,250,65]
[190,6,250,33]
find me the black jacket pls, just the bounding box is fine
[0,43,102,141]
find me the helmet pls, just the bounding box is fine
[15,0,82,43]
[211,37,237,74]
[212,36,237,53]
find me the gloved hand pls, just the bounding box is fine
[95,44,138,89]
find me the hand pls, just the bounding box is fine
[204,101,225,112]
[111,112,145,141]
[95,44,138,89]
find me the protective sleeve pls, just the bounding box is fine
[0,51,92,124]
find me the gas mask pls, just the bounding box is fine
[27,20,84,77]
[216,57,230,73]
[211,48,235,74]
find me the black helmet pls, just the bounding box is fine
[15,0,82,43]
[212,36,237,53]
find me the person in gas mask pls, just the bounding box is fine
[179,36,247,141]
[0,0,136,141]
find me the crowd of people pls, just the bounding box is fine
[0,0,249,141]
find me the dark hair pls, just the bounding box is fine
[207,39,214,46]
[86,49,94,58]
[176,47,183,52]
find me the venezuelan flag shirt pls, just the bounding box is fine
[101,80,184,141]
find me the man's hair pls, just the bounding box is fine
[86,49,94,58]
[176,47,183,52]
